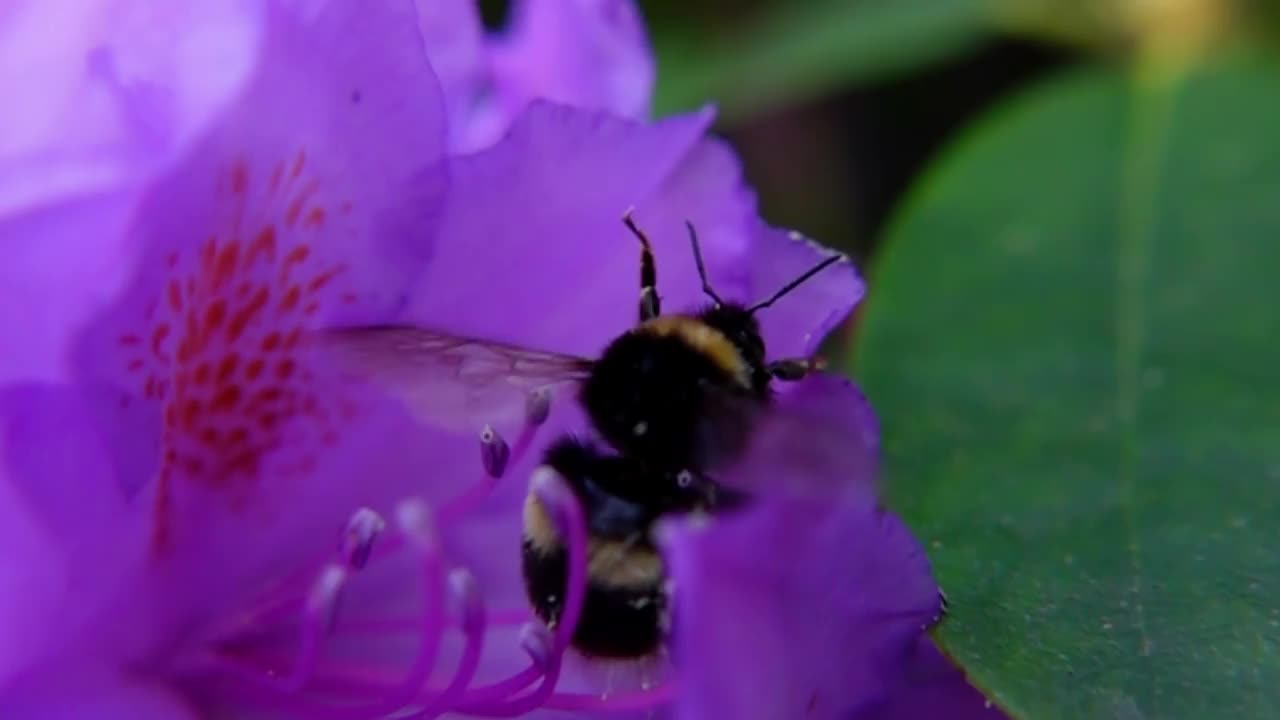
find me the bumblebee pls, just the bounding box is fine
[318,212,843,659]
[519,438,716,657]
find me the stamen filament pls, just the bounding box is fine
[453,660,562,718]
[284,564,347,692]
[438,422,539,523]
[409,570,487,719]
[328,606,530,635]
[542,684,678,712]
[195,404,661,718]
[453,665,543,708]
[451,468,590,717]
[317,501,447,718]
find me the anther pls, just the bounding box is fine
[519,622,555,673]
[525,387,552,427]
[480,424,510,479]
[395,498,438,550]
[340,507,385,569]
[450,568,485,634]
[307,564,348,613]
[305,564,349,635]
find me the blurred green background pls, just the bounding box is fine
[485,2,1280,718]
[653,2,1280,719]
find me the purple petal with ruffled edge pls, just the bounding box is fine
[660,497,941,720]
[490,0,654,119]
[403,101,859,363]
[653,373,939,720]
[852,637,1009,720]
[418,0,655,152]
[751,225,864,359]
[404,102,714,357]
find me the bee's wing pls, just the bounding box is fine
[718,374,880,504]
[312,325,595,432]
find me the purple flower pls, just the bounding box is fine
[418,0,654,152]
[0,0,997,718]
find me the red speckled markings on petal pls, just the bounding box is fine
[114,150,364,553]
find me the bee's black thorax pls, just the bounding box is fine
[579,303,771,470]
[544,437,713,534]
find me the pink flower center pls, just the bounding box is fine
[173,396,675,717]
[115,152,362,552]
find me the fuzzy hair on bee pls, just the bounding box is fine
[313,211,846,660]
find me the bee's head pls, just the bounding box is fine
[697,303,766,370]
[682,219,843,365]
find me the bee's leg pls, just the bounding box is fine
[767,356,826,381]
[623,209,661,322]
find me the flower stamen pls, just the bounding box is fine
[340,507,386,570]
[319,500,447,718]
[439,389,552,523]
[191,442,665,717]
[542,684,678,712]
[407,570,487,719]
[479,425,510,478]
[448,468,588,717]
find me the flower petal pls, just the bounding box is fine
[0,383,149,684]
[418,0,655,153]
[0,0,264,384]
[720,373,880,500]
[0,456,64,688]
[0,667,195,720]
[490,0,654,121]
[404,102,714,356]
[851,637,1008,720]
[624,138,756,311]
[660,494,942,720]
[34,0,451,643]
[0,195,145,384]
[750,225,865,359]
[74,0,448,353]
[0,0,262,215]
[71,0,447,495]
[413,0,500,151]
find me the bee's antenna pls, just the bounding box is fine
[685,221,725,308]
[747,253,843,315]
[624,208,662,321]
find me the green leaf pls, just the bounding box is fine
[854,55,1280,719]
[651,0,991,119]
